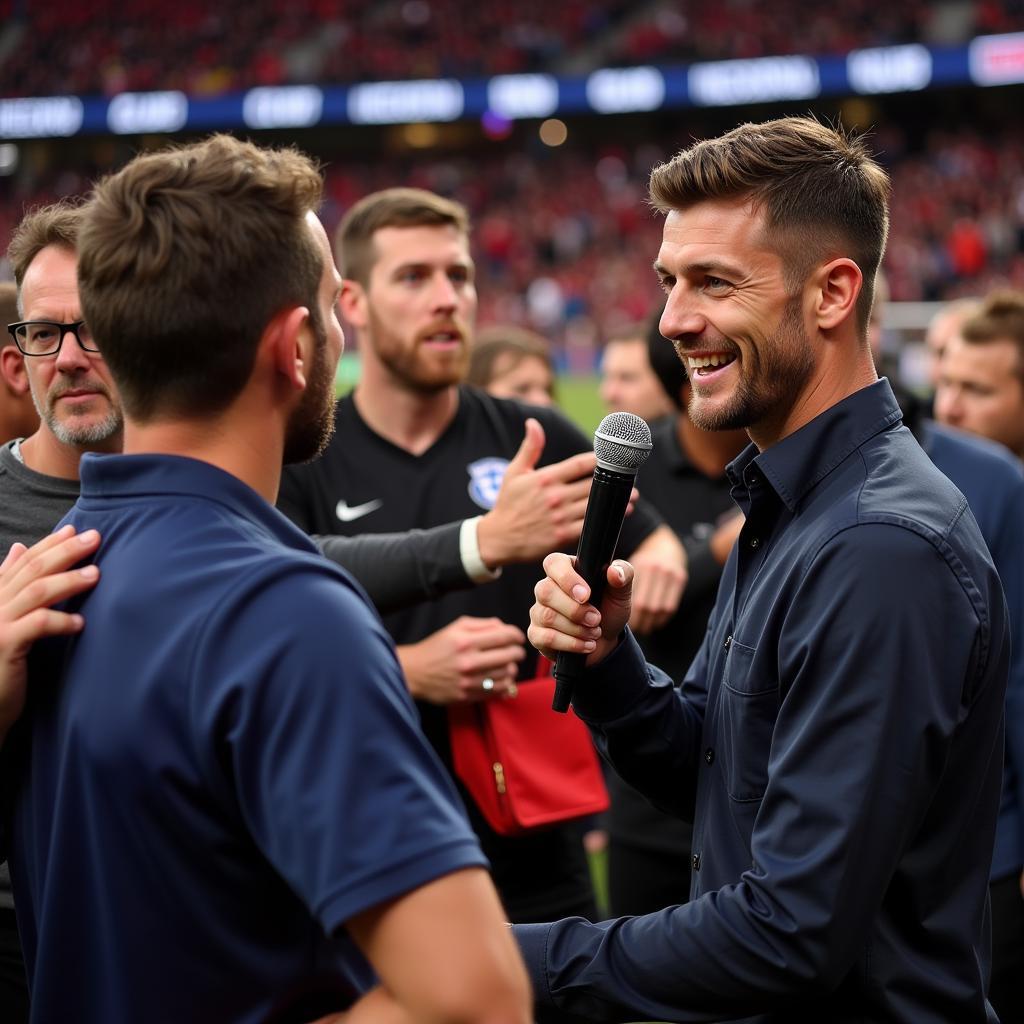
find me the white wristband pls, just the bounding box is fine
[460,516,502,584]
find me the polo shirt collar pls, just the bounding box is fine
[78,452,314,549]
[726,378,904,513]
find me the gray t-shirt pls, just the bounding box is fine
[0,440,82,909]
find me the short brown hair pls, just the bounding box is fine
[77,134,323,421]
[0,281,19,329]
[960,290,1024,382]
[468,325,553,390]
[648,117,891,335]
[7,199,85,303]
[337,187,469,285]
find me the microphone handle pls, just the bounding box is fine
[552,465,635,713]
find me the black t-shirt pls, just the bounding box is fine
[279,386,661,920]
[606,415,741,855]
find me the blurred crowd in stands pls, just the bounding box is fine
[6,120,1022,352]
[0,0,1020,96]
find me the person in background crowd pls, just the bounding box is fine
[605,309,747,918]
[468,324,556,407]
[519,116,1008,1023]
[924,296,980,392]
[599,324,675,424]
[0,284,40,446]
[935,289,1024,461]
[1,134,531,1024]
[932,288,1024,1023]
[279,186,687,924]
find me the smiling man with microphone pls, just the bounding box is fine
[520,117,1008,1023]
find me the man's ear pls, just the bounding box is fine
[339,279,367,330]
[812,258,862,332]
[0,345,29,396]
[264,306,313,393]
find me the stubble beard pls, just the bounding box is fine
[368,307,470,395]
[33,375,122,448]
[686,298,814,434]
[284,309,337,465]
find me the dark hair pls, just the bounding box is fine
[468,325,553,390]
[960,290,1024,382]
[7,200,85,302]
[77,134,324,422]
[649,116,891,335]
[336,187,470,284]
[645,304,688,411]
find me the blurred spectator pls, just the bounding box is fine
[600,324,674,423]
[468,324,556,407]
[924,297,981,390]
[935,290,1024,459]
[0,282,39,445]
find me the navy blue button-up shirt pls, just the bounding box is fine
[516,380,1008,1023]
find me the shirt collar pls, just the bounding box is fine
[726,379,904,513]
[78,452,317,551]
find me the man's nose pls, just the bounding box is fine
[660,286,707,342]
[430,274,459,311]
[53,330,91,373]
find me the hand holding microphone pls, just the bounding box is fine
[542,413,653,713]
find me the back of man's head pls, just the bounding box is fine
[77,134,324,423]
[337,187,470,285]
[648,116,891,335]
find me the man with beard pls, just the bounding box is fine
[521,117,1008,1023]
[0,200,122,1022]
[279,187,686,924]
[0,198,554,1021]
[0,136,530,1024]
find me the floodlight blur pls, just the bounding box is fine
[539,119,568,147]
[0,144,17,175]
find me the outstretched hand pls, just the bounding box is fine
[477,419,636,568]
[528,551,634,668]
[0,525,102,746]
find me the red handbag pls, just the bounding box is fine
[448,657,609,836]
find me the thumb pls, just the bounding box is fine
[604,560,634,614]
[504,417,545,477]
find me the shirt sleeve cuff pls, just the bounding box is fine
[570,629,659,724]
[459,516,502,584]
[512,922,556,1009]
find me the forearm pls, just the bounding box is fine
[315,525,471,615]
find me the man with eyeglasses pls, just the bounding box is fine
[0,201,120,1023]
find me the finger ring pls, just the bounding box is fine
[481,678,495,692]
[503,683,518,700]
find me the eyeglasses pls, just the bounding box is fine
[7,320,100,357]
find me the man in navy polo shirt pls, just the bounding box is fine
[522,117,1009,1022]
[0,135,530,1024]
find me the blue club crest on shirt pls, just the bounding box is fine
[467,457,509,509]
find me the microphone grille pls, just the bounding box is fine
[593,412,653,472]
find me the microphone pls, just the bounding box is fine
[552,412,653,713]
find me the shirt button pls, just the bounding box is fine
[724,634,732,650]
[704,748,715,765]
[691,853,701,871]
[749,536,760,550]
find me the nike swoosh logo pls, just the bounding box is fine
[336,498,383,523]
